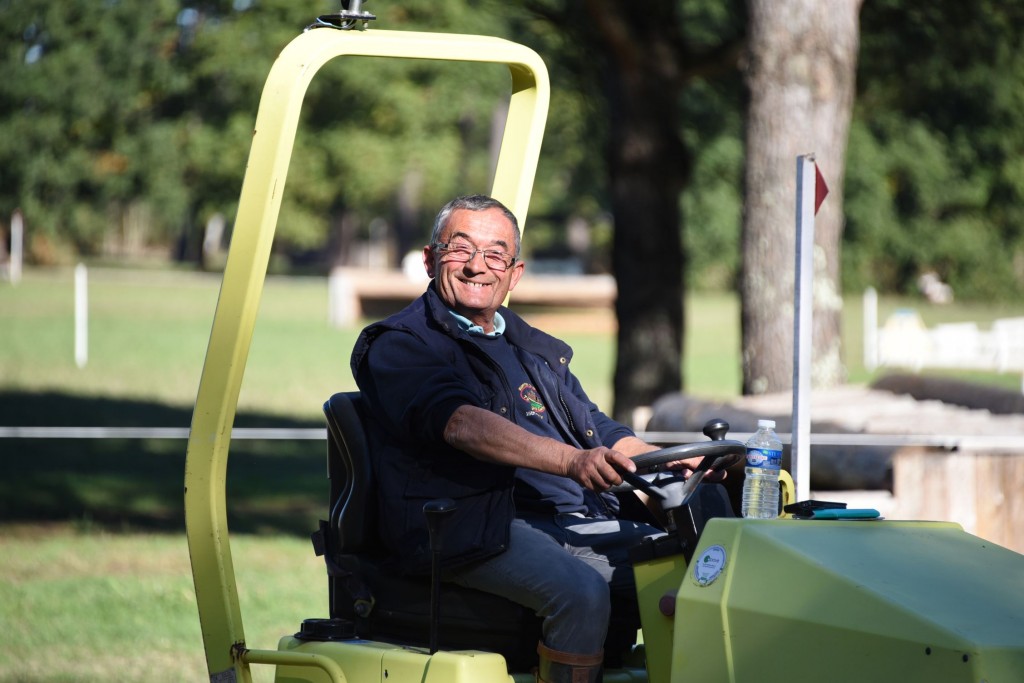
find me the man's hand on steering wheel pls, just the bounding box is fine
[564,447,636,492]
[628,441,747,483]
[611,436,729,482]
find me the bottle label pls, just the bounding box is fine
[746,447,782,471]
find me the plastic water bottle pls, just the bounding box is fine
[741,419,784,518]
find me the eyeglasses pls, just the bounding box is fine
[433,242,517,272]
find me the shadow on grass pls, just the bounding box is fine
[0,391,328,536]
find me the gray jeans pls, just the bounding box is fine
[444,512,663,655]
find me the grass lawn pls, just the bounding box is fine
[2,265,1023,680]
[0,267,362,421]
[0,528,323,682]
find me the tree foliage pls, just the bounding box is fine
[7,1,1023,301]
[0,0,187,258]
[847,0,1024,300]
[0,0,519,264]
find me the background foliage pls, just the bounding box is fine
[2,0,1024,300]
[845,0,1024,300]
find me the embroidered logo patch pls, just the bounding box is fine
[519,383,546,416]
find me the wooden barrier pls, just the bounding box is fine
[328,266,616,326]
[891,446,1024,555]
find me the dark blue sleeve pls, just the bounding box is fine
[593,409,635,449]
[355,329,478,447]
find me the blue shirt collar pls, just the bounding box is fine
[448,310,505,337]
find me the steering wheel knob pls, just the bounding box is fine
[702,418,730,441]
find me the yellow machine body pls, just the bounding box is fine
[668,518,1024,683]
[184,25,548,683]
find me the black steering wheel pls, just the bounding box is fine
[631,440,746,473]
[612,439,746,505]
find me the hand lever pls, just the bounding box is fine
[424,498,456,655]
[616,467,667,500]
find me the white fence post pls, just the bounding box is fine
[75,263,88,368]
[863,287,878,371]
[10,210,23,285]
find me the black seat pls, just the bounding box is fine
[314,392,542,671]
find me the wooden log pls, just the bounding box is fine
[873,373,1024,415]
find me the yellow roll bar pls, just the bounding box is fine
[184,26,549,682]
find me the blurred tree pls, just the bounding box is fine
[0,0,520,267]
[740,0,862,395]
[0,0,189,260]
[847,0,1024,300]
[7,0,1024,413]
[515,0,745,421]
[170,0,502,265]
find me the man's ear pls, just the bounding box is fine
[422,245,436,278]
[507,259,525,291]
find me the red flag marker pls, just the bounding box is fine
[814,165,829,215]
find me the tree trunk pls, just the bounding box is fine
[741,0,862,395]
[584,0,689,424]
[394,169,423,265]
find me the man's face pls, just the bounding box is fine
[423,207,524,332]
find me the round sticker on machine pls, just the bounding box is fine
[692,544,727,587]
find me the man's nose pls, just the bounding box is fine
[464,249,489,270]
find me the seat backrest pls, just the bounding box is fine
[323,391,376,555]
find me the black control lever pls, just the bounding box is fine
[616,467,668,500]
[424,498,456,654]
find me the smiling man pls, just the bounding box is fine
[350,195,705,682]
[425,200,524,333]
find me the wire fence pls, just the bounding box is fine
[0,426,325,440]
[1,427,1021,451]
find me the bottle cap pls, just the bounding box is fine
[757,419,776,429]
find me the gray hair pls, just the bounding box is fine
[430,195,521,257]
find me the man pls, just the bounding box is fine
[351,195,709,683]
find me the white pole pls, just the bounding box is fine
[863,287,878,370]
[10,210,23,285]
[75,263,88,368]
[791,155,816,503]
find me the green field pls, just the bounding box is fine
[0,266,731,421]
[0,529,323,682]
[3,266,1024,681]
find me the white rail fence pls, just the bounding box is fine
[863,287,1024,392]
